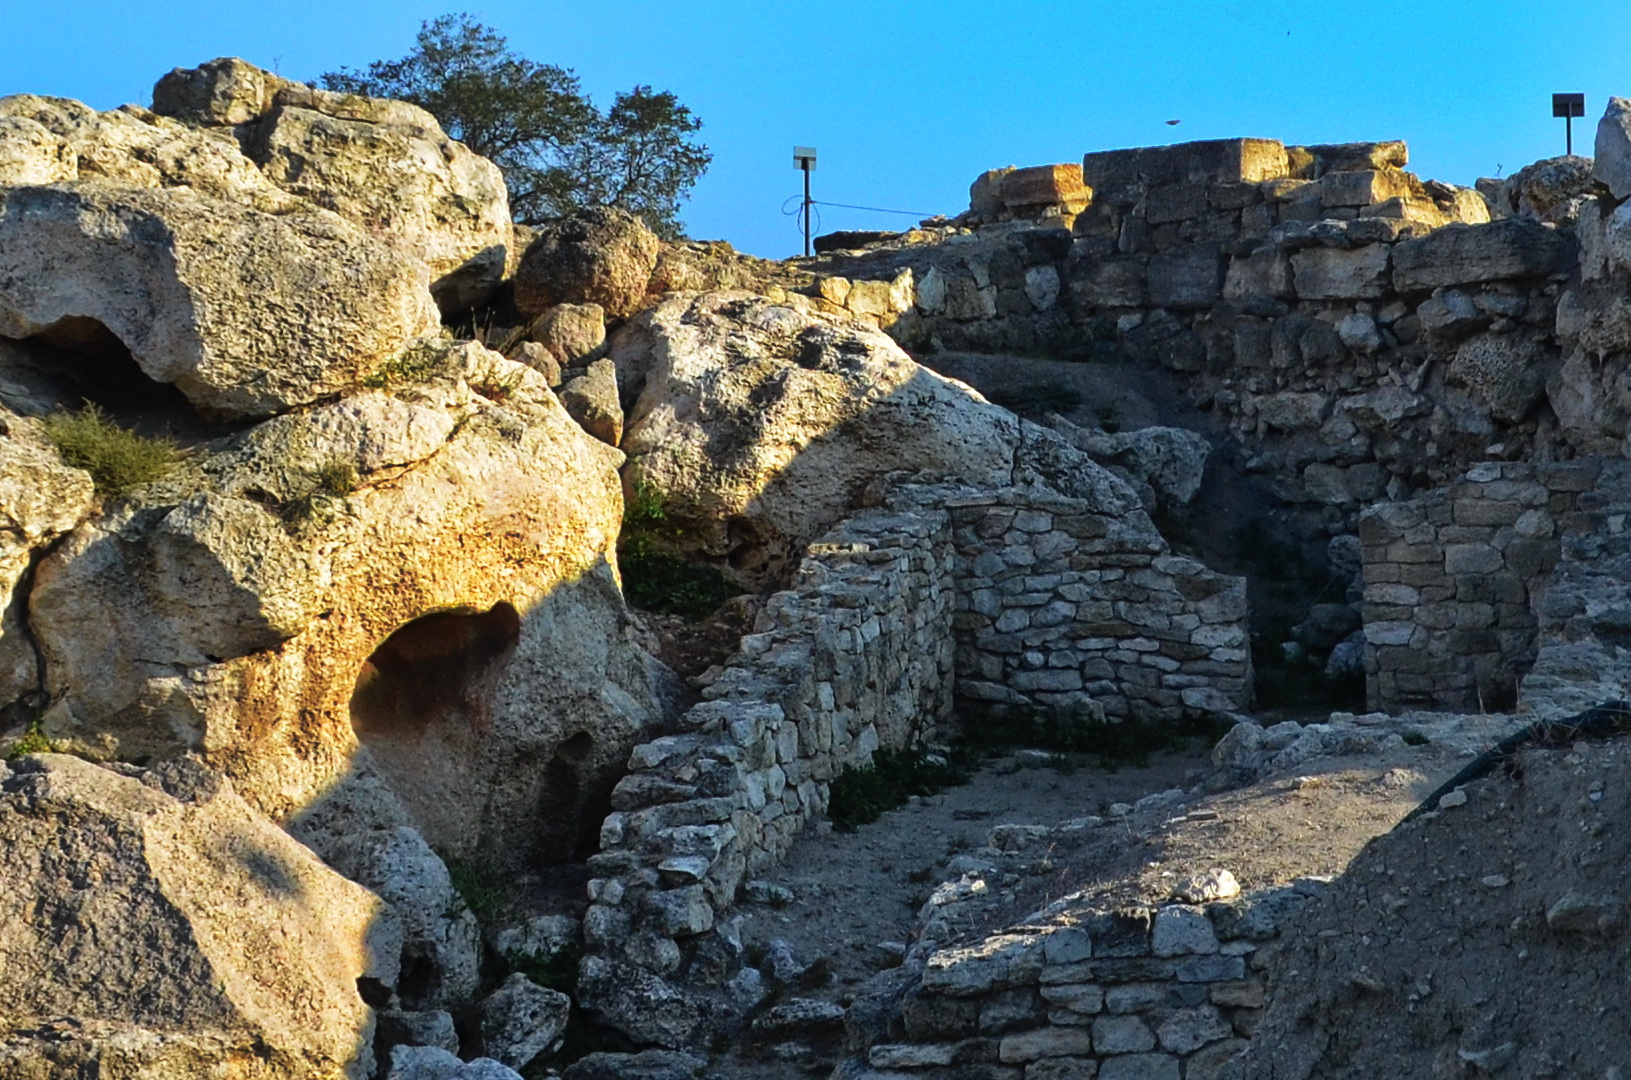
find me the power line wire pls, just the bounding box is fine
[812,199,938,217]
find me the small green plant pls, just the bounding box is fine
[826,747,971,832]
[310,458,360,498]
[363,341,455,389]
[444,857,508,924]
[40,403,182,496]
[280,457,360,530]
[617,478,736,621]
[504,943,581,995]
[6,718,52,759]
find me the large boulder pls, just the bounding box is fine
[513,207,661,320]
[1391,218,1571,293]
[0,412,95,709]
[1498,155,1595,225]
[617,291,1144,585]
[0,753,388,1079]
[151,58,513,314]
[1055,422,1211,507]
[1593,95,1631,201]
[1552,197,1631,452]
[325,827,482,1011]
[22,342,670,867]
[0,183,440,418]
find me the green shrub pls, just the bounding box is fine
[444,857,508,924]
[5,718,52,759]
[617,478,736,620]
[504,942,581,995]
[40,404,182,496]
[826,748,971,832]
[620,552,735,621]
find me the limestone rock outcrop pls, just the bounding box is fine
[0,753,387,1079]
[513,207,661,319]
[18,340,668,868]
[0,411,95,710]
[1593,95,1631,201]
[152,57,513,313]
[616,291,1142,585]
[0,183,440,418]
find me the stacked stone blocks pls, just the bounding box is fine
[1359,460,1601,710]
[843,891,1308,1080]
[583,508,956,981]
[925,486,1252,723]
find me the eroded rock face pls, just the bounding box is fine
[152,57,513,313]
[0,183,440,418]
[618,291,1141,585]
[0,413,95,710]
[513,207,661,319]
[0,754,387,1079]
[23,342,669,867]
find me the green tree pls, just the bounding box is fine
[320,14,711,237]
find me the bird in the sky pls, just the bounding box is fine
[1166,119,1181,126]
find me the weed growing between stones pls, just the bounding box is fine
[5,717,52,758]
[40,403,183,496]
[362,339,456,389]
[617,478,736,620]
[279,456,360,530]
[444,857,509,924]
[502,941,581,995]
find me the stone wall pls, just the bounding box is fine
[897,485,1251,722]
[578,506,955,1042]
[1517,460,1631,716]
[578,484,1257,1041]
[840,885,1318,1080]
[1357,460,1601,711]
[799,137,1579,527]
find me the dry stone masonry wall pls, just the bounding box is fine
[799,137,1580,530]
[900,485,1251,722]
[1358,460,1599,711]
[841,885,1314,1080]
[579,508,955,1041]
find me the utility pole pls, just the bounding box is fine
[793,146,817,256]
[1553,93,1585,156]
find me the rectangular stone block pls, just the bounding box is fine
[1147,245,1221,307]
[1290,245,1391,299]
[1146,182,1209,225]
[1083,140,1289,194]
[1319,168,1421,208]
[1069,256,1147,308]
[1223,249,1293,300]
[1391,218,1570,292]
[1005,163,1091,209]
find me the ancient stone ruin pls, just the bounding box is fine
[4,53,1631,1080]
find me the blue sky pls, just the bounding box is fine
[1,2,1624,257]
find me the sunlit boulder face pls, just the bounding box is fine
[613,290,1146,586]
[152,57,515,314]
[12,341,669,869]
[0,753,389,1080]
[0,57,515,423]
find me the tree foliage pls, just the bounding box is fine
[320,14,710,237]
